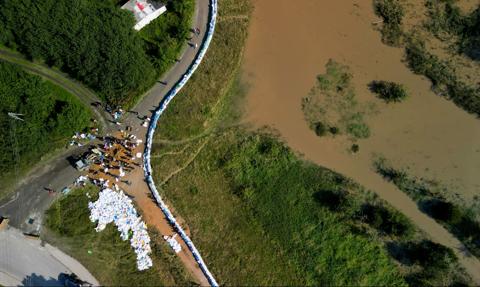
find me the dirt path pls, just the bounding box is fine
[119,165,210,286]
[242,0,480,283]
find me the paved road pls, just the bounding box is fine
[0,227,99,286]
[0,0,212,285]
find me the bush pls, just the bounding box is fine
[374,0,405,46]
[313,189,347,211]
[357,203,413,236]
[369,81,408,103]
[405,40,480,116]
[313,121,328,136]
[387,240,467,286]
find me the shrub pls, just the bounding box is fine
[357,203,412,236]
[369,81,408,103]
[374,0,405,46]
[313,121,328,136]
[313,189,347,211]
[346,122,370,139]
[351,144,360,153]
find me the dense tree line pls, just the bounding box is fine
[0,61,90,188]
[0,0,193,106]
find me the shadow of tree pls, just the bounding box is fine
[20,273,63,286]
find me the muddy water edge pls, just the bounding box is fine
[242,0,480,282]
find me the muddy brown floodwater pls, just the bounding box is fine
[242,0,480,282]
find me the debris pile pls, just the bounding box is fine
[88,188,153,270]
[164,235,182,253]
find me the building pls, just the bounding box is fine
[121,0,167,31]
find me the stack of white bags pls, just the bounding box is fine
[88,188,153,271]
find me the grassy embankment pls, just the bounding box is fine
[0,61,91,198]
[373,0,480,116]
[44,186,192,286]
[149,0,470,285]
[0,0,194,107]
[374,157,480,258]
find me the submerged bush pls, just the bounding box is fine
[369,81,408,103]
[374,0,405,46]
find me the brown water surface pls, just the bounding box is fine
[242,0,480,282]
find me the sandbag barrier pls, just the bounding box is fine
[143,1,219,286]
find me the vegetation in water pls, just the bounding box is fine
[373,0,405,46]
[0,0,194,107]
[373,0,480,116]
[374,156,480,258]
[0,61,91,196]
[369,80,408,103]
[302,60,371,140]
[44,186,192,286]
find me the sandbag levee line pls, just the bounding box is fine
[143,0,219,286]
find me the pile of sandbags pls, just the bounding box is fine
[88,188,153,271]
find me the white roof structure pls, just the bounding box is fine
[121,0,167,31]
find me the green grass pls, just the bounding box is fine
[44,186,193,286]
[154,129,416,285]
[0,61,91,199]
[301,60,371,140]
[154,0,253,140]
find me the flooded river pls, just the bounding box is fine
[242,0,480,281]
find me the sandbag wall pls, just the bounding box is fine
[143,1,219,286]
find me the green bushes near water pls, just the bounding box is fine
[374,157,480,258]
[0,0,193,107]
[425,0,480,61]
[369,80,408,103]
[373,0,405,46]
[405,40,480,116]
[373,0,480,116]
[0,61,90,193]
[387,240,469,286]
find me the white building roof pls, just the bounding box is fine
[121,0,167,31]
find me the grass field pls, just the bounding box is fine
[44,186,193,286]
[149,0,470,285]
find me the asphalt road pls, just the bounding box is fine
[0,227,99,286]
